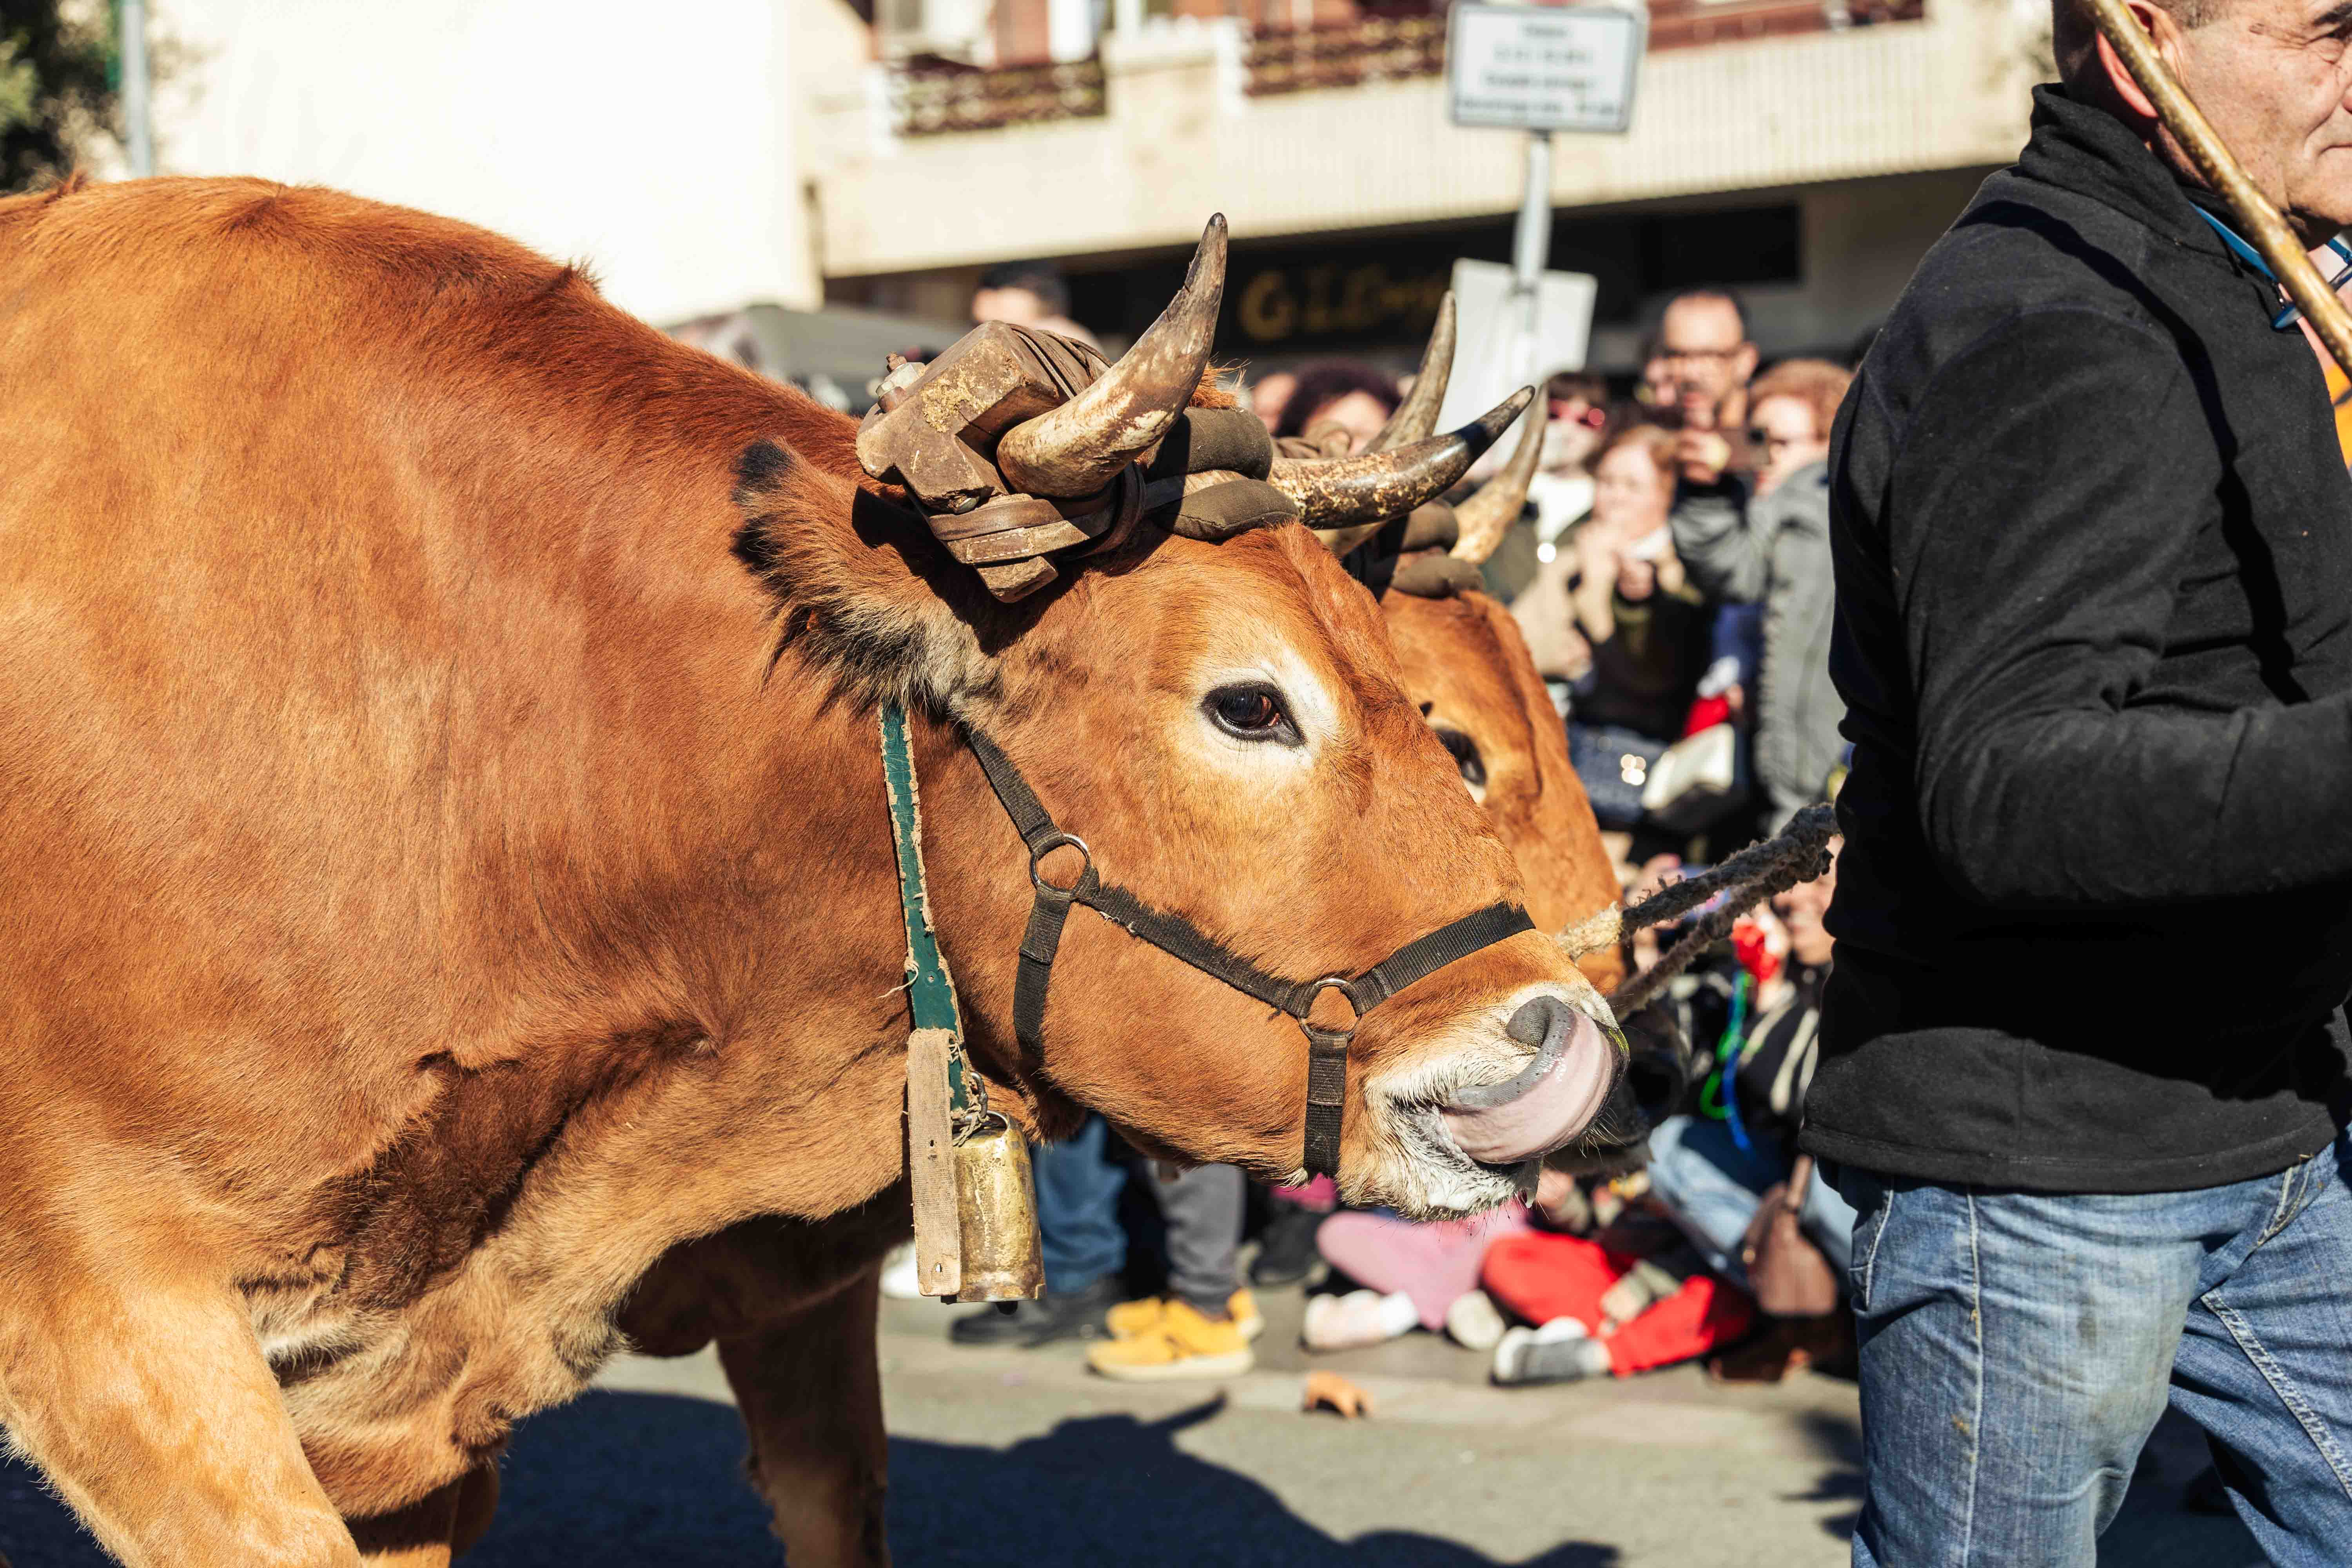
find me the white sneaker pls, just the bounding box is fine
[1444,1289,1508,1352]
[878,1240,924,1301]
[1492,1318,1611,1386]
[1301,1289,1417,1352]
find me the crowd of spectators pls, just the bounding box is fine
[876,273,1866,1398]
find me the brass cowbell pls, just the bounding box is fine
[952,1116,1045,1302]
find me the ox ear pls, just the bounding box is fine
[730,437,1006,714]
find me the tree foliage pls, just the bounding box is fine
[0,1,117,193]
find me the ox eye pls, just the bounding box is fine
[1434,727,1486,791]
[1205,683,1299,744]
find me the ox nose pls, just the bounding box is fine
[1439,994,1622,1167]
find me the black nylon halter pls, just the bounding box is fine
[959,726,1534,1179]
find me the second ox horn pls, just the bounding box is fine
[1448,394,1547,565]
[1271,388,1535,531]
[993,217,1229,499]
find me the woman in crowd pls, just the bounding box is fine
[1512,424,1713,838]
[1669,358,1853,829]
[1272,359,1402,452]
[1478,372,1612,606]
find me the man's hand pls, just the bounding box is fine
[1677,427,1733,486]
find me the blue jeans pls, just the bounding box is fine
[1647,1113,1857,1286]
[1840,1130,2352,1567]
[1033,1113,1127,1294]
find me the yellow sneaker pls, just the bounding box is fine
[1106,1290,1263,1342]
[1105,1295,1165,1340]
[1086,1299,1256,1381]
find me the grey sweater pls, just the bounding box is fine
[1670,460,1843,827]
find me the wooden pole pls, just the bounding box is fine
[2084,0,2352,381]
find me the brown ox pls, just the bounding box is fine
[0,179,1633,1567]
[604,358,1643,1568]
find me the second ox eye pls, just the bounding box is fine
[1205,683,1301,745]
[1434,727,1486,789]
[1433,726,1486,799]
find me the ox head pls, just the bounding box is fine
[731,220,1629,1217]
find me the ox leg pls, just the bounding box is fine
[347,1460,498,1567]
[716,1267,890,1568]
[0,1273,358,1567]
[448,1462,500,1559]
[348,1477,459,1568]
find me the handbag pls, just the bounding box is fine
[1737,1154,1839,1318]
[1641,721,1749,834]
[1568,722,1669,831]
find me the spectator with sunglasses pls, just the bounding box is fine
[1669,358,1854,830]
[1480,372,1612,603]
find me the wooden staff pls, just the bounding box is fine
[2085,0,2352,380]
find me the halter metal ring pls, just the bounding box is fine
[1029,831,1092,894]
[1306,975,1361,1034]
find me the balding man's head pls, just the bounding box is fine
[2051,0,2221,84]
[2044,0,2352,246]
[1657,290,1758,430]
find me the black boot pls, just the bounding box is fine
[1249,1202,1327,1287]
[947,1276,1123,1348]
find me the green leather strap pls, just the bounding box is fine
[880,702,971,1114]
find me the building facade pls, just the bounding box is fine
[804,0,2051,371]
[149,0,829,328]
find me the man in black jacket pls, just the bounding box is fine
[1806,1,2352,1561]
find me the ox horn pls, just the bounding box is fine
[1270,387,1534,530]
[994,216,1228,499]
[1449,397,1546,565]
[1362,292,1457,454]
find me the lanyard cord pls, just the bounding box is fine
[2193,207,2352,332]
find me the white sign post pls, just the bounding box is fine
[1446,4,1644,407]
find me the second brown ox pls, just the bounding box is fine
[0,179,1635,1568]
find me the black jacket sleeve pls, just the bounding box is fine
[1883,307,2352,906]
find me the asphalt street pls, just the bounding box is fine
[0,1289,2265,1567]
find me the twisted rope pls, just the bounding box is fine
[1586,803,1840,1018]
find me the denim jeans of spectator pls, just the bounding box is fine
[1839,1129,2352,1568]
[1033,1114,1128,1295]
[1646,1113,1857,1287]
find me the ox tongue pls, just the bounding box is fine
[1440,1011,1617,1167]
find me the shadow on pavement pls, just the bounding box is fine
[2,1391,1620,1568]
[1786,1406,1864,1542]
[886,1398,1619,1568]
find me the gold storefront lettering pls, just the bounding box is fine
[1237,270,1296,342]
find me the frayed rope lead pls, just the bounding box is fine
[1599,803,1839,1018]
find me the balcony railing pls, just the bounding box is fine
[1647,0,1926,51]
[1243,12,1446,97]
[887,57,1109,137]
[1241,0,1926,97]
[879,0,1931,134]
